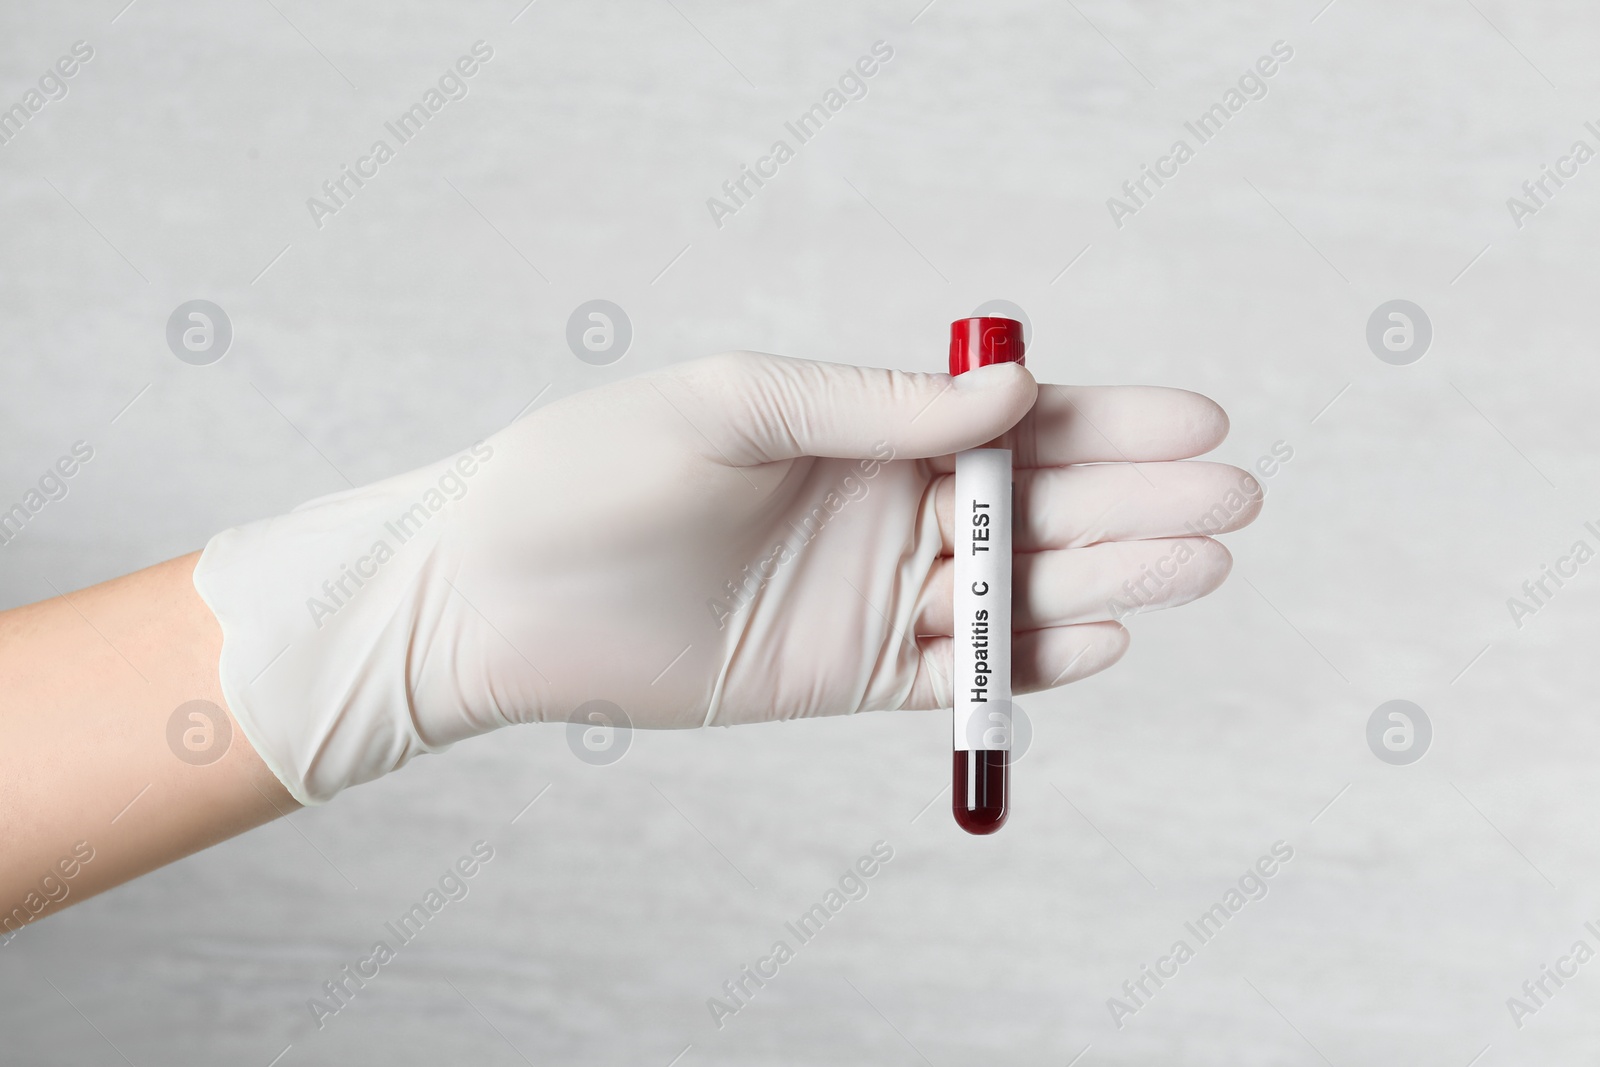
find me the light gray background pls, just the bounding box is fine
[3,0,1597,1063]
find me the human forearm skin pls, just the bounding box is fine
[0,552,294,936]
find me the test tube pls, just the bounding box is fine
[949,316,1024,835]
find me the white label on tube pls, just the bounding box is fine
[952,448,1012,752]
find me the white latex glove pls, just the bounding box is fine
[195,352,1258,804]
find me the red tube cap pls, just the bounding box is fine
[949,316,1026,376]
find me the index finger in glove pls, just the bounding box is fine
[924,383,1229,473]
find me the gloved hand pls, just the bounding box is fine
[194,352,1257,804]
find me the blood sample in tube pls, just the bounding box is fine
[948,316,1024,835]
